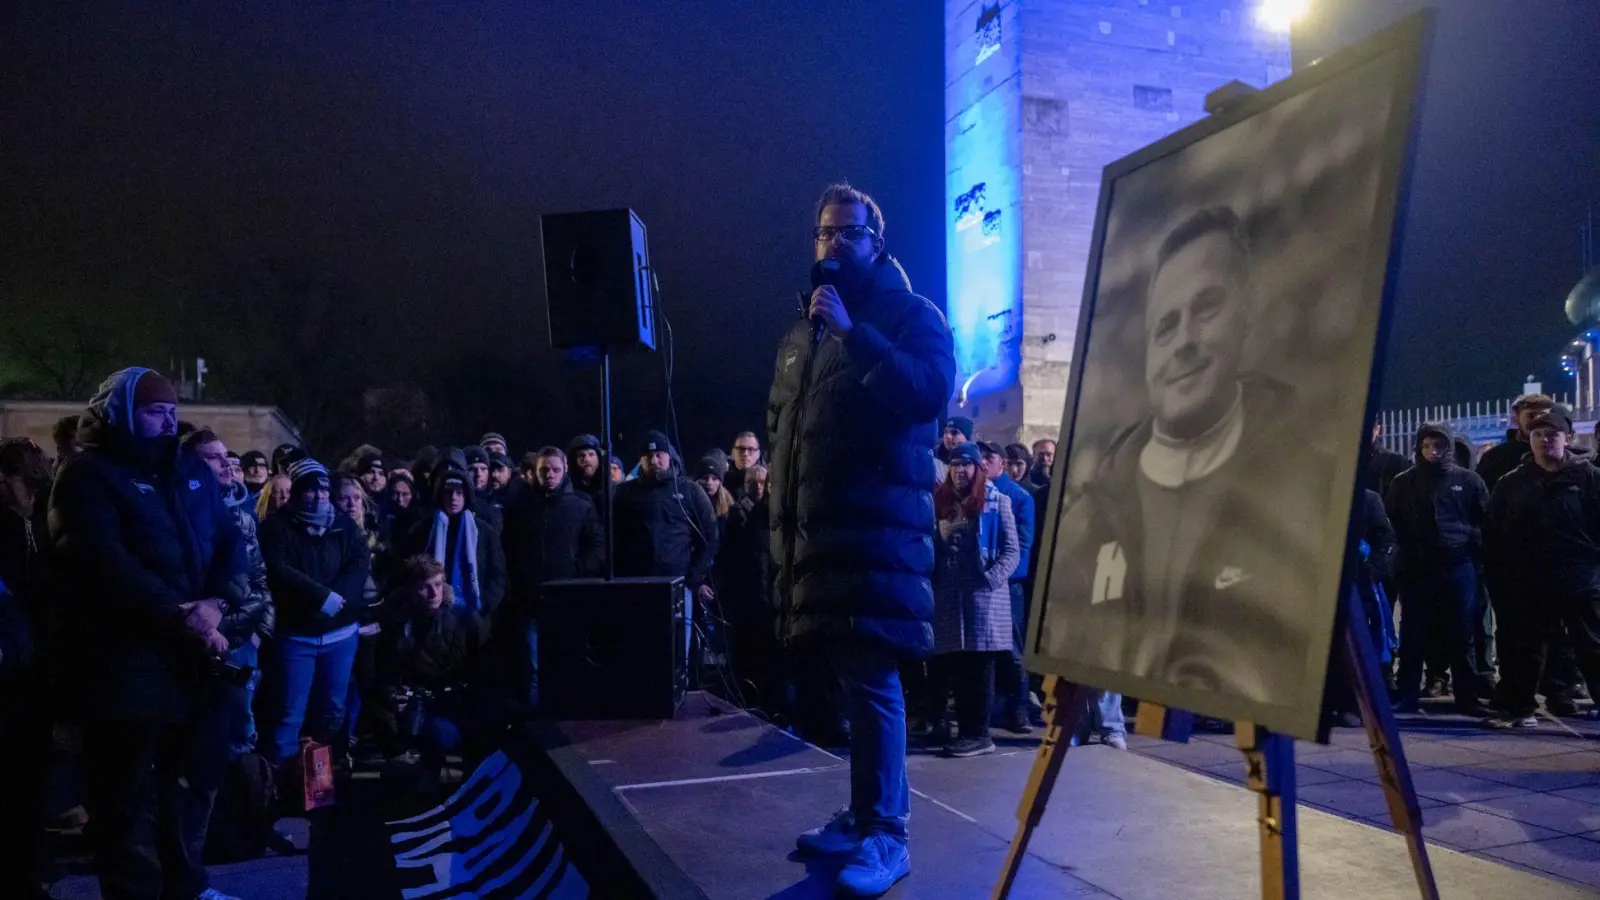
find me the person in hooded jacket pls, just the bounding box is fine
[613,431,719,595]
[183,430,275,757]
[0,438,56,900]
[258,458,372,768]
[50,367,246,900]
[499,446,602,709]
[1484,406,1600,728]
[769,184,955,896]
[395,461,507,640]
[566,434,610,513]
[1384,423,1492,713]
[1368,422,1412,499]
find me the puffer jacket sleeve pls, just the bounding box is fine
[220,511,274,644]
[478,513,507,618]
[983,492,1020,590]
[839,301,955,425]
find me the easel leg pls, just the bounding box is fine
[990,676,1093,900]
[1341,585,1441,900]
[1236,723,1299,900]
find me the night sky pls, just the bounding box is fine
[4,3,1597,455]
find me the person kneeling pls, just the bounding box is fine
[378,555,502,788]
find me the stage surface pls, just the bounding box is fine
[547,693,1598,899]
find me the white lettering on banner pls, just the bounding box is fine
[1091,542,1126,605]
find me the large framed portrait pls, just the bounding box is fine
[1028,14,1431,741]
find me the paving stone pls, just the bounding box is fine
[1481,837,1600,891]
[1463,793,1600,836]
[1405,767,1532,804]
[1297,780,1445,819]
[1407,805,1563,852]
[1459,752,1600,793]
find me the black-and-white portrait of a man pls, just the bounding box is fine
[1035,43,1417,735]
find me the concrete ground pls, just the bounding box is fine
[40,701,1600,898]
[1123,704,1600,893]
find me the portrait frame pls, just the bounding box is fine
[1026,12,1432,742]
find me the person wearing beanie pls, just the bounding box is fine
[480,433,509,457]
[935,416,974,464]
[271,442,306,476]
[1485,405,1600,728]
[258,456,372,770]
[1383,422,1492,715]
[924,440,1018,761]
[356,452,387,497]
[394,456,506,640]
[48,366,247,900]
[612,430,719,600]
[565,434,608,508]
[240,449,270,496]
[462,445,491,493]
[694,454,734,530]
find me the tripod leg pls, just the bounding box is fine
[990,676,1092,900]
[1237,723,1299,900]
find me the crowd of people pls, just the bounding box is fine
[3,358,1598,898]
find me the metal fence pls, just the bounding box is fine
[1376,394,1595,455]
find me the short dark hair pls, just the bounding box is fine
[815,183,885,242]
[0,438,52,488]
[182,428,222,452]
[52,415,79,446]
[393,554,445,592]
[536,446,567,462]
[1149,205,1252,299]
[1004,443,1032,465]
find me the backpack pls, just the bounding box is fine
[204,752,279,863]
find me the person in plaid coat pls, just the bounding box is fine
[928,442,1019,758]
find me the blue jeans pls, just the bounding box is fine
[828,642,909,839]
[265,633,360,765]
[226,641,261,757]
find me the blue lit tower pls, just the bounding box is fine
[945,1,1291,442]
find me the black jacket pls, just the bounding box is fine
[1476,432,1529,493]
[1356,489,1398,588]
[767,255,956,656]
[723,496,775,621]
[501,479,603,610]
[395,507,508,628]
[49,368,246,722]
[1367,442,1411,496]
[376,604,489,694]
[1383,453,1488,576]
[0,500,50,676]
[1486,451,1600,605]
[258,511,372,638]
[612,468,719,589]
[220,481,274,645]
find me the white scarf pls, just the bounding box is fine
[1139,385,1245,488]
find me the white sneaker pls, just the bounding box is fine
[796,807,862,856]
[198,889,244,900]
[1102,732,1128,750]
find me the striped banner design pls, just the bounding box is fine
[386,750,589,899]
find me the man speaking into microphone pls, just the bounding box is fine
[768,183,955,896]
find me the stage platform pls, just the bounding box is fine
[540,693,1598,899]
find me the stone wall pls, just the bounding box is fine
[947,0,1289,445]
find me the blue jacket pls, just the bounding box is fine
[767,255,957,656]
[991,474,1035,583]
[49,367,246,722]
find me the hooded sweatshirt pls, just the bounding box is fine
[1382,423,1489,572]
[1486,446,1600,603]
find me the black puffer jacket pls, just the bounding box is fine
[258,511,372,638]
[49,367,246,722]
[766,255,956,656]
[220,480,274,645]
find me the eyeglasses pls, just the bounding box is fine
[812,224,877,244]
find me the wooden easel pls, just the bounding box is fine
[990,584,1441,900]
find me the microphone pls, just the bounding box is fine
[808,259,843,344]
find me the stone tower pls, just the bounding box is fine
[945,0,1291,443]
